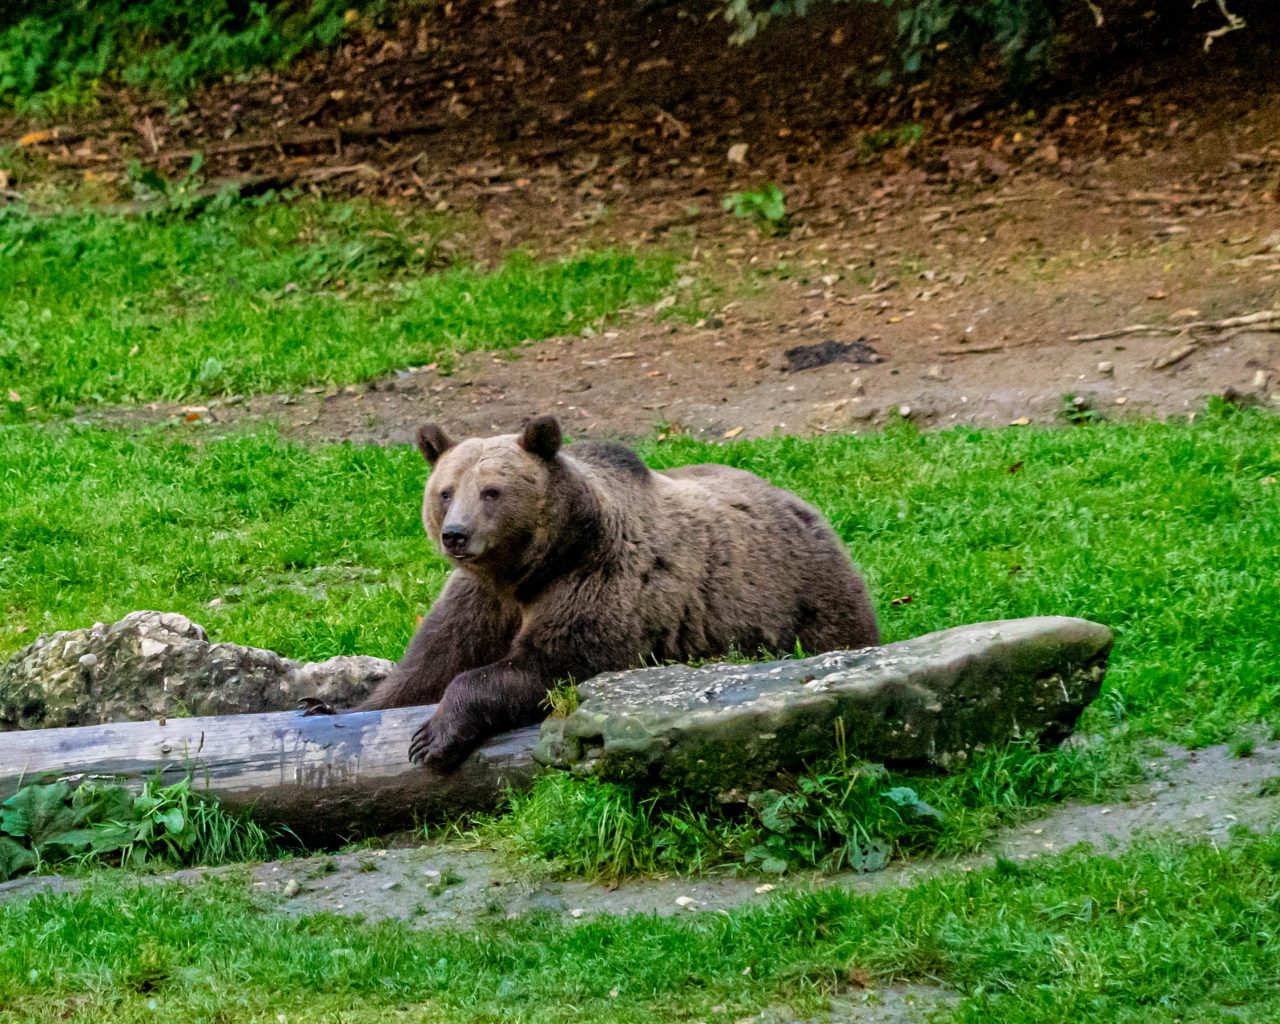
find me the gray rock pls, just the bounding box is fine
[535,617,1112,793]
[0,611,392,730]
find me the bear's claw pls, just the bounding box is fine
[408,714,472,771]
[297,696,337,716]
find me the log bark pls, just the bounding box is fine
[0,704,539,845]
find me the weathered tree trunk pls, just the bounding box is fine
[0,705,539,845]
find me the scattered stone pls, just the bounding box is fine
[1253,369,1270,390]
[925,364,948,381]
[535,618,1112,794]
[727,143,748,165]
[282,879,301,899]
[850,376,865,396]
[0,611,393,730]
[1098,361,1115,376]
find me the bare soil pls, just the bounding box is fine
[6,1,1279,443]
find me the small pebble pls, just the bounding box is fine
[282,879,301,899]
[569,908,586,918]
[78,653,98,668]
[1253,369,1270,389]
[1098,361,1114,376]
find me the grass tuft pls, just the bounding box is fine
[480,738,1142,879]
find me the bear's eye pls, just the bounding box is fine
[480,487,502,502]
[439,488,453,503]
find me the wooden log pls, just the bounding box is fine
[0,705,540,845]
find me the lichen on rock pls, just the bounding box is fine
[0,610,392,729]
[534,617,1113,794]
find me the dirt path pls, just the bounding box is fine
[81,164,1280,445]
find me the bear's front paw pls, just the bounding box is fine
[297,696,337,716]
[408,711,476,771]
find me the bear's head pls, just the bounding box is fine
[414,416,563,574]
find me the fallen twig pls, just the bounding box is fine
[1152,342,1199,370]
[937,344,1006,356]
[150,118,448,164]
[1069,309,1280,343]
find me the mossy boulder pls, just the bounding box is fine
[535,617,1112,794]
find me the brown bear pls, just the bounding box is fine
[304,416,879,768]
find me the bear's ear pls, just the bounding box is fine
[415,423,454,466]
[518,415,562,461]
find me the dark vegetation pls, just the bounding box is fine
[0,0,1272,112]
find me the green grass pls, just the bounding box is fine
[1,830,1278,1022]
[0,199,677,412]
[0,1,371,110]
[2,410,1277,746]
[480,739,1140,880]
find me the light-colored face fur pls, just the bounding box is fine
[424,436,550,567]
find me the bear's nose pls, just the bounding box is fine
[440,526,471,556]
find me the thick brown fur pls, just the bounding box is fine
[345,416,879,769]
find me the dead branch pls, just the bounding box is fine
[1069,309,1280,343]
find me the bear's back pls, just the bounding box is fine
[564,440,652,483]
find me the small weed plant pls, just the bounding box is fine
[723,183,788,235]
[0,776,285,881]
[856,122,925,157]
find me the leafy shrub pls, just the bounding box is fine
[722,0,1253,86]
[0,776,286,880]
